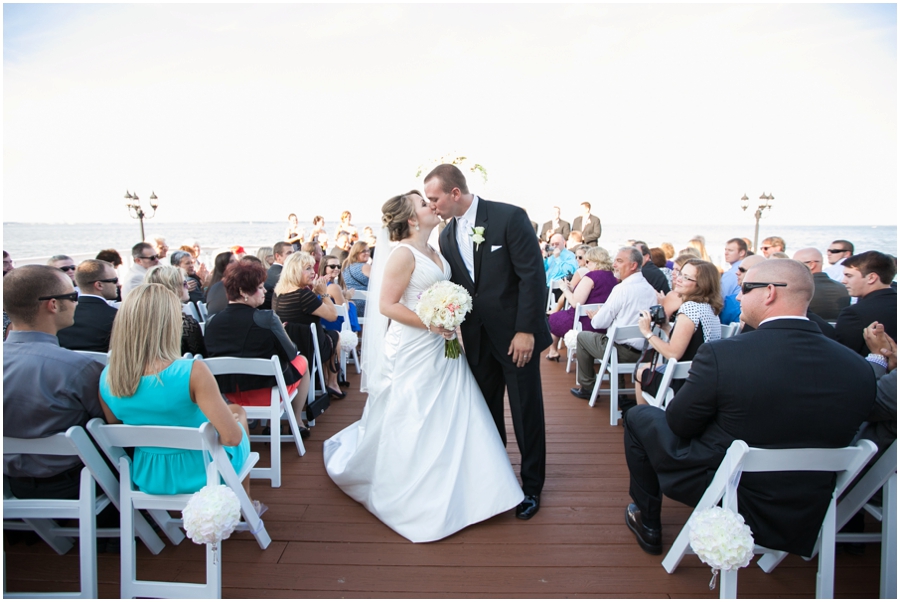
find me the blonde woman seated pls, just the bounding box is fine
[341,242,372,316]
[144,265,207,357]
[686,237,711,262]
[98,284,261,511]
[256,246,275,270]
[634,259,723,404]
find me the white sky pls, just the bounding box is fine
[3,3,897,226]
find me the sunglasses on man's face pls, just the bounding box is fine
[827,249,849,254]
[740,282,788,295]
[58,265,76,272]
[139,255,159,261]
[92,277,119,284]
[737,266,748,273]
[38,291,79,302]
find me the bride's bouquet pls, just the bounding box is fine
[414,281,473,359]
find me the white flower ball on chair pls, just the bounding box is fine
[182,484,242,545]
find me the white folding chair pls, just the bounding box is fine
[86,420,271,599]
[546,279,565,312]
[73,350,110,365]
[182,302,201,323]
[588,323,644,426]
[196,301,209,323]
[663,439,877,599]
[566,303,602,377]
[306,323,329,426]
[640,357,692,409]
[333,303,360,378]
[720,322,741,338]
[3,426,165,599]
[351,291,367,326]
[200,355,306,488]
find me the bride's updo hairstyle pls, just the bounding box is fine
[381,190,423,242]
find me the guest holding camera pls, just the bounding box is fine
[634,259,723,404]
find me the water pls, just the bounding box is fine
[2,221,896,267]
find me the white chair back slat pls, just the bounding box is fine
[588,323,646,425]
[567,303,602,376]
[720,322,741,338]
[196,301,209,322]
[182,302,201,323]
[73,350,110,365]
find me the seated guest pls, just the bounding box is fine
[300,241,324,274]
[547,246,618,360]
[96,249,124,301]
[341,242,371,316]
[836,251,897,355]
[649,247,672,289]
[262,241,294,311]
[622,259,874,556]
[3,250,14,276]
[720,238,748,298]
[57,259,119,352]
[318,254,358,335]
[170,250,205,307]
[3,265,116,540]
[98,284,260,508]
[570,247,658,400]
[685,238,711,262]
[204,251,236,317]
[825,239,854,281]
[659,253,701,318]
[549,244,592,314]
[659,243,675,269]
[566,230,584,251]
[273,252,345,398]
[760,235,785,258]
[634,242,670,294]
[47,255,78,291]
[204,260,310,433]
[720,255,765,325]
[635,259,722,403]
[123,242,160,298]
[144,265,207,357]
[543,233,579,288]
[859,322,896,457]
[148,235,168,260]
[256,246,274,270]
[182,240,209,281]
[793,247,850,320]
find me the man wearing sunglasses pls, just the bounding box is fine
[47,254,78,291]
[122,242,160,298]
[792,247,850,321]
[824,239,854,282]
[623,259,874,558]
[759,236,785,258]
[57,260,119,353]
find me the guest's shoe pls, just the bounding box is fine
[570,386,592,400]
[516,495,540,520]
[545,353,561,362]
[298,426,311,440]
[326,387,346,399]
[338,379,351,387]
[625,503,662,555]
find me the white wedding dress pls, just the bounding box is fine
[323,243,524,543]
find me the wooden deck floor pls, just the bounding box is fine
[4,349,884,598]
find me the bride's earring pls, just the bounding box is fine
[415,223,420,231]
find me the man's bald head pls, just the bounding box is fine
[792,248,824,274]
[737,254,765,285]
[740,259,813,327]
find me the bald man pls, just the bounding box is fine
[793,248,850,320]
[622,259,874,558]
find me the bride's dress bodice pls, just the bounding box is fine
[397,243,451,311]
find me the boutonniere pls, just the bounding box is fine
[470,226,485,250]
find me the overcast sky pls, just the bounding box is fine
[3,3,896,226]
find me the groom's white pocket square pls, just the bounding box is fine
[491,245,503,252]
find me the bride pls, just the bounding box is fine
[323,190,524,543]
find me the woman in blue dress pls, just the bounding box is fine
[98,283,261,510]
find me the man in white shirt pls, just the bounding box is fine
[122,242,160,298]
[824,239,854,281]
[571,247,658,399]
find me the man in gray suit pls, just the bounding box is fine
[793,248,850,320]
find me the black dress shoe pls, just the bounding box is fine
[338,379,350,388]
[516,495,540,520]
[299,426,311,440]
[625,503,662,555]
[327,387,346,399]
[570,387,592,400]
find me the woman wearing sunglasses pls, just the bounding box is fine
[317,254,359,343]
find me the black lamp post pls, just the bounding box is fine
[125,191,158,241]
[740,192,774,253]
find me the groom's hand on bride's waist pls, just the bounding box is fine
[508,332,535,368]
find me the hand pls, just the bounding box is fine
[344,288,355,300]
[637,309,652,337]
[312,276,328,296]
[656,291,666,305]
[431,325,455,339]
[186,279,198,291]
[508,332,535,368]
[552,247,561,258]
[865,322,897,370]
[586,309,598,319]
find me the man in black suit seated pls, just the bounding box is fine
[634,241,670,294]
[56,259,118,352]
[793,247,850,320]
[622,259,874,557]
[261,241,293,310]
[836,250,897,356]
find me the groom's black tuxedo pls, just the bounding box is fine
[440,198,552,496]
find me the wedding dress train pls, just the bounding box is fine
[323,244,524,542]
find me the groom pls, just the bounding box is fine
[426,164,551,520]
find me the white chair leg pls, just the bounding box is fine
[609,356,621,426]
[21,519,74,555]
[882,472,897,599]
[757,550,788,573]
[719,568,738,598]
[815,499,837,599]
[78,468,98,599]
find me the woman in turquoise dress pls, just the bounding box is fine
[99,283,260,509]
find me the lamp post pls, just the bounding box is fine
[125,191,158,241]
[740,192,774,253]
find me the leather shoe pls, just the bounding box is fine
[625,503,662,555]
[326,387,346,399]
[516,495,540,520]
[570,387,592,400]
[338,379,350,388]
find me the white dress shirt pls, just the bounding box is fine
[590,272,659,349]
[455,195,480,281]
[824,258,846,282]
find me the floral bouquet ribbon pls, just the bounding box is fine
[414,281,473,359]
[688,506,755,590]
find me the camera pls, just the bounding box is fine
[647,304,667,326]
[543,243,553,254]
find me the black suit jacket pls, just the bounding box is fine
[261,264,283,311]
[810,272,850,321]
[571,214,602,245]
[662,319,874,555]
[539,219,571,243]
[439,199,552,364]
[835,287,897,356]
[641,262,670,294]
[56,296,117,352]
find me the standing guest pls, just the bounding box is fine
[57,260,119,352]
[720,254,765,325]
[48,255,78,290]
[759,236,785,258]
[547,246,618,360]
[571,202,602,246]
[256,246,275,270]
[720,238,748,298]
[148,235,168,260]
[362,226,378,249]
[836,251,897,355]
[685,238,711,262]
[309,215,327,246]
[341,242,372,316]
[145,265,207,357]
[170,250,204,307]
[301,241,324,274]
[543,233,579,288]
[204,251,236,317]
[622,259,873,557]
[825,239,855,281]
[634,242,670,294]
[3,250,14,276]
[285,213,305,251]
[122,242,160,298]
[659,243,676,269]
[204,260,311,434]
[540,206,571,243]
[328,233,351,264]
[262,241,293,311]
[333,210,358,243]
[98,284,260,507]
[272,252,345,398]
[793,248,850,320]
[4,265,117,542]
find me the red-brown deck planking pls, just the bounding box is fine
[4,348,883,598]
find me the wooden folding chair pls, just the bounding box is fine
[662,439,877,598]
[86,420,271,598]
[566,302,602,378]
[640,357,692,409]
[3,426,165,598]
[200,354,306,488]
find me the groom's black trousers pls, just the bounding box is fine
[468,329,546,497]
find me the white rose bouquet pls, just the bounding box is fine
[182,484,242,547]
[414,281,473,359]
[563,329,579,351]
[689,506,755,590]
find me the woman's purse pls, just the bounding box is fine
[306,391,330,420]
